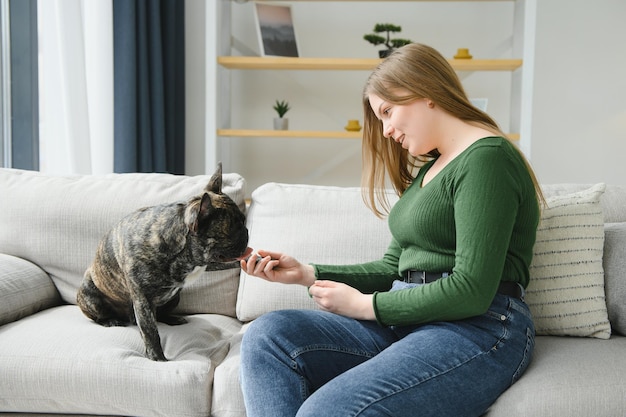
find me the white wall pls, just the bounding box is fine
[187,1,626,190]
[185,0,206,176]
[530,0,626,186]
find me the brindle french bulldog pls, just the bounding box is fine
[77,163,251,361]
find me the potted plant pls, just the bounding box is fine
[363,23,412,58]
[273,99,290,130]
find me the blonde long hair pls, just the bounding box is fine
[361,43,543,216]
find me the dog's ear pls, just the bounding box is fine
[206,162,223,194]
[189,193,214,235]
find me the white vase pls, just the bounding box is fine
[273,117,288,130]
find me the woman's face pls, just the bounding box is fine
[368,93,437,157]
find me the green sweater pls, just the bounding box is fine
[313,137,539,326]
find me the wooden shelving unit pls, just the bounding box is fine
[217,129,361,139]
[218,128,519,141]
[217,56,522,72]
[209,0,536,174]
[216,56,524,141]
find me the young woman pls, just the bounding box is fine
[240,43,542,417]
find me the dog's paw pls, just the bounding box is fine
[98,318,130,327]
[146,350,168,362]
[159,315,188,326]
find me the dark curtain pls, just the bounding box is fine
[8,0,39,170]
[113,0,185,174]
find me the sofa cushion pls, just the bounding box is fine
[211,324,249,417]
[0,254,61,326]
[486,335,626,417]
[237,183,396,321]
[603,222,626,335]
[0,168,246,317]
[526,183,610,339]
[0,305,242,417]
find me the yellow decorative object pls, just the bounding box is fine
[345,119,362,132]
[454,48,472,59]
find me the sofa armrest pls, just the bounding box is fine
[604,222,626,336]
[0,254,61,326]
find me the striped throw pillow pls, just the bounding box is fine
[526,183,610,339]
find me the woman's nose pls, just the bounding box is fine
[383,122,394,139]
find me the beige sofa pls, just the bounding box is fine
[1,168,625,417]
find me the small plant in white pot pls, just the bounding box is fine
[273,100,290,130]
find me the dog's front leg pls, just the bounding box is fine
[132,294,167,361]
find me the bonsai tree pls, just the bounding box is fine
[273,100,290,118]
[364,23,412,58]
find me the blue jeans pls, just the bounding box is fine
[240,290,535,417]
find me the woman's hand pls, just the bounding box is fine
[240,250,316,287]
[308,280,375,321]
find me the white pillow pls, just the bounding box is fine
[236,183,396,322]
[526,183,611,339]
[0,254,61,326]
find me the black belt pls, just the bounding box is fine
[403,270,524,300]
[404,270,451,284]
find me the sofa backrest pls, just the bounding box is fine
[0,168,247,317]
[238,182,626,338]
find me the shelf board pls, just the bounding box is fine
[218,56,522,71]
[218,129,520,141]
[218,129,361,139]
